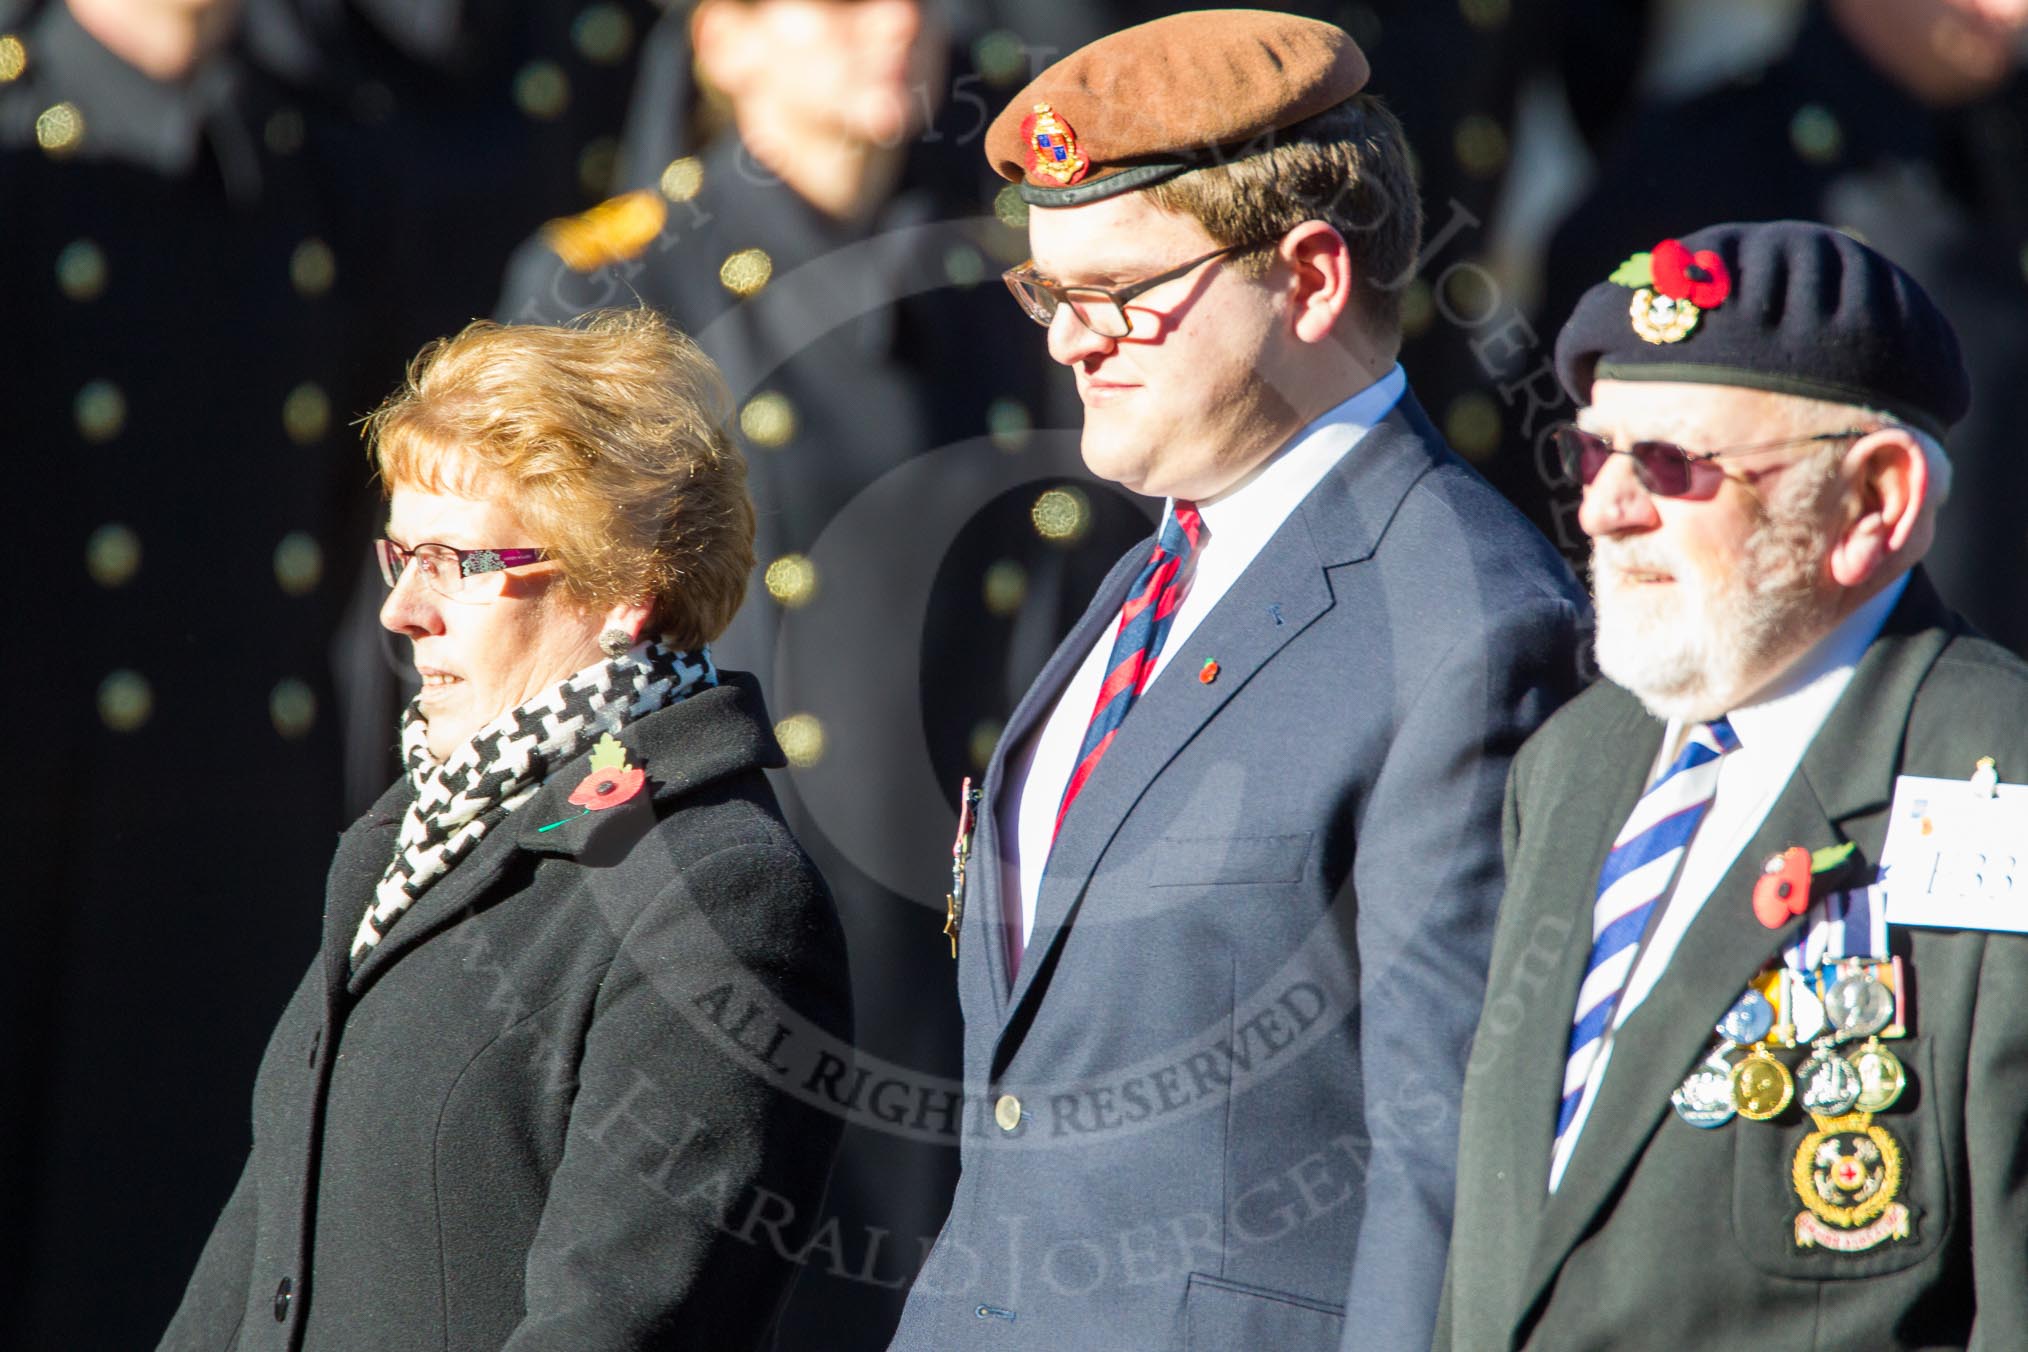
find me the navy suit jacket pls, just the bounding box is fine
[889,393,1589,1350]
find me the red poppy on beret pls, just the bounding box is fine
[1650,238,1732,310]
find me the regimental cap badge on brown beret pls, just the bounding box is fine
[985,10,1370,208]
[1020,102,1088,187]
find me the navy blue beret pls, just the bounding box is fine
[1553,220,1969,438]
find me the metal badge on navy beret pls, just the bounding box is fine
[1607,238,1733,345]
[1554,220,1971,438]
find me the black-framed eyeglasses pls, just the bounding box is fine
[1550,422,1872,498]
[1002,240,1273,339]
[374,538,552,599]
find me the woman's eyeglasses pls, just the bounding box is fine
[1549,423,1871,498]
[375,539,551,600]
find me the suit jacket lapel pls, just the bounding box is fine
[1797,568,1953,823]
[994,541,1148,766]
[996,393,1451,1039]
[1517,783,1828,1327]
[1441,694,1657,1349]
[1476,695,1660,1270]
[966,541,1149,1013]
[1512,569,1956,1339]
[1001,525,1332,1027]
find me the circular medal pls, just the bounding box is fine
[1851,1039,1908,1113]
[1824,969,1894,1041]
[1731,1045,1794,1121]
[1798,1043,1863,1116]
[1716,988,1774,1045]
[1672,1054,1738,1129]
[1787,976,1827,1044]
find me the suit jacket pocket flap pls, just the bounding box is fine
[1147,833,1313,887]
[1185,1271,1344,1350]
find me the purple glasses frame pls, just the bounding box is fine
[374,539,550,593]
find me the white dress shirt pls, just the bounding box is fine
[1547,570,1909,1192]
[995,366,1408,967]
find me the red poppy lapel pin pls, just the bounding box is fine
[1609,237,1733,345]
[538,734,646,833]
[1751,841,1858,929]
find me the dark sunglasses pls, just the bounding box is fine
[1550,422,1870,498]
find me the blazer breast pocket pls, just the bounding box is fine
[1184,1271,1344,1351]
[1146,833,1313,887]
[1729,1037,1949,1280]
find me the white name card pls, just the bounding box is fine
[1880,773,2028,933]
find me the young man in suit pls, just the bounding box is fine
[890,13,1587,1349]
[1440,220,2028,1350]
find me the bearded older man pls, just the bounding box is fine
[1438,220,2028,1351]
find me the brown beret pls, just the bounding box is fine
[984,10,1370,208]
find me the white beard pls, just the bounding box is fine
[1590,502,1831,723]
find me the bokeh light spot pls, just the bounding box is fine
[1031,487,1091,545]
[86,523,140,587]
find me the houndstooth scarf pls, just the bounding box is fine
[349,641,717,965]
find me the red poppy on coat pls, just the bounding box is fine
[1650,238,1732,309]
[1751,845,1813,929]
[568,765,645,811]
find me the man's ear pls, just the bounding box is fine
[1828,428,1930,588]
[1278,221,1353,345]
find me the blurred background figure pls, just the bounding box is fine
[499,3,1149,1344]
[1,2,366,1346]
[0,0,655,1347]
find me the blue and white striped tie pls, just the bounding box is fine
[1549,717,1739,1185]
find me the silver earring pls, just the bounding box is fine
[598,628,631,658]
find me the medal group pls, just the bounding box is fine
[1673,945,1916,1254]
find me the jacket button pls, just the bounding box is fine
[993,1094,1022,1132]
[273,1276,293,1321]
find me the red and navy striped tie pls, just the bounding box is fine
[1054,502,1204,839]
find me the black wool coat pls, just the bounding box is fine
[160,674,853,1351]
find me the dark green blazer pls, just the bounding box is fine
[1438,570,2028,1352]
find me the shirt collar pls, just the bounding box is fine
[1175,363,1407,541]
[1679,569,1910,762]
